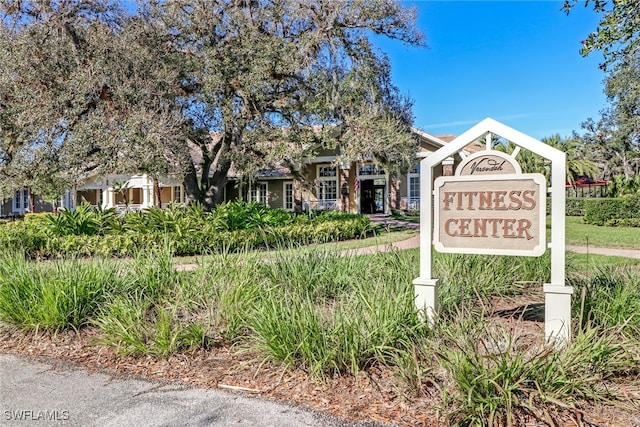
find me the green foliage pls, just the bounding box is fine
[0,204,372,258]
[434,253,551,314]
[45,205,120,236]
[0,255,123,331]
[435,315,640,425]
[95,298,209,357]
[246,250,427,377]
[607,174,640,197]
[94,250,214,356]
[211,201,294,231]
[1,240,640,423]
[583,196,640,225]
[571,267,640,334]
[565,197,586,216]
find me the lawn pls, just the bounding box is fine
[564,215,640,249]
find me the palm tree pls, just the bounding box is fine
[495,135,599,188]
[541,135,600,187]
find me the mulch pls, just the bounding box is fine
[2,294,639,426]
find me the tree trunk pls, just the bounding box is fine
[28,187,35,213]
[183,162,202,204]
[183,159,232,211]
[153,177,161,207]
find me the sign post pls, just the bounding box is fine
[414,118,572,343]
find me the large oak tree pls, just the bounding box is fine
[0,0,424,209]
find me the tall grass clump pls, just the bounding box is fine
[246,248,427,377]
[95,249,214,356]
[571,266,640,334]
[0,254,122,331]
[434,252,551,314]
[433,313,640,426]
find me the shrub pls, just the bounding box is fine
[583,196,640,225]
[565,197,586,216]
[434,253,551,314]
[246,250,427,376]
[434,316,639,426]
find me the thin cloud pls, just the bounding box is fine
[424,113,536,130]
[423,119,481,129]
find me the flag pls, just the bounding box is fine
[354,177,360,192]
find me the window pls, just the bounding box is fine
[12,188,29,213]
[408,165,420,210]
[316,165,338,210]
[172,186,185,203]
[319,180,337,201]
[358,164,385,176]
[318,166,337,177]
[409,176,420,200]
[248,182,268,205]
[284,182,294,210]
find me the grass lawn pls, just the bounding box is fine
[564,216,640,249]
[568,252,640,273]
[173,227,417,265]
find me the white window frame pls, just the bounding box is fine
[316,164,338,210]
[248,182,268,205]
[407,163,420,210]
[172,186,185,204]
[283,182,294,211]
[12,188,29,213]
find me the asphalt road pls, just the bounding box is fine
[0,354,377,427]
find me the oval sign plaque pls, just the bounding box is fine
[456,151,522,176]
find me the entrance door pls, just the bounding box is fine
[373,185,385,213]
[359,179,386,214]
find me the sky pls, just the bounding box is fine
[375,1,607,140]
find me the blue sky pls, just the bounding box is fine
[375,1,607,140]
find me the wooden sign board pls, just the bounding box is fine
[434,172,546,256]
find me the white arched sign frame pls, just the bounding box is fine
[413,118,572,343]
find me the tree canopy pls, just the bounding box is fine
[0,0,424,209]
[564,0,640,181]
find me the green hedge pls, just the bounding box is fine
[565,198,586,216]
[0,215,372,258]
[583,196,640,226]
[544,197,587,216]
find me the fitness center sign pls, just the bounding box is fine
[433,151,546,256]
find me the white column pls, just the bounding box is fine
[105,181,114,209]
[413,156,437,325]
[545,151,572,344]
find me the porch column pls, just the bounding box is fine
[105,181,114,208]
[142,177,152,208]
[442,157,455,176]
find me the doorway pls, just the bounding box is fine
[359,179,385,214]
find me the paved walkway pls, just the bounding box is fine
[0,354,370,427]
